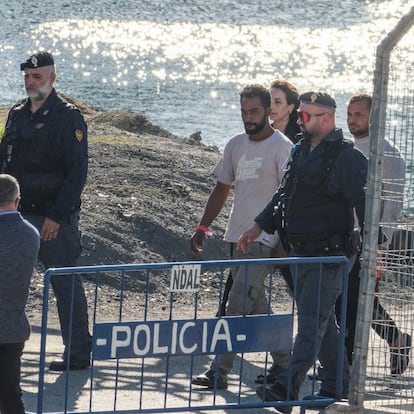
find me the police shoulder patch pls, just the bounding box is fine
[75,129,84,142]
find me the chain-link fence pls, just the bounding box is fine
[349,6,414,413]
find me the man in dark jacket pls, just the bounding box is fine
[0,52,91,371]
[238,92,367,413]
[0,174,39,413]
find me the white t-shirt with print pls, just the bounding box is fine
[214,130,293,246]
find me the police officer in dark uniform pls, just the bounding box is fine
[0,52,91,371]
[238,92,367,413]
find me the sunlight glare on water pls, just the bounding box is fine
[32,19,381,91]
[0,0,412,148]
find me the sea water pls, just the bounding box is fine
[0,0,412,150]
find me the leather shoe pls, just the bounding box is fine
[49,358,90,371]
[191,369,227,389]
[256,383,291,414]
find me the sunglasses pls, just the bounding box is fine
[297,110,326,123]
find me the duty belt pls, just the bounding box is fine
[19,200,52,215]
[19,200,80,216]
[288,237,346,256]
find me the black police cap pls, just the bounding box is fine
[20,52,55,71]
[299,92,337,110]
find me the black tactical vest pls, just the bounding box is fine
[281,137,354,246]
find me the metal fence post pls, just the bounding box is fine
[348,5,414,408]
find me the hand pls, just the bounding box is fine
[190,230,206,254]
[40,217,60,241]
[237,224,262,254]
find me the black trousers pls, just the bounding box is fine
[0,342,25,414]
[336,252,400,364]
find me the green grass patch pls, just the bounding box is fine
[89,134,131,144]
[0,116,6,138]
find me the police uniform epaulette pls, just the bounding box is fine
[10,100,26,112]
[323,138,353,160]
[330,139,355,159]
[342,138,354,147]
[56,95,81,114]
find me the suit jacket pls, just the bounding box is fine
[0,211,39,343]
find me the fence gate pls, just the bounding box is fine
[26,257,349,414]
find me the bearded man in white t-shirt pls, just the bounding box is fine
[190,84,294,389]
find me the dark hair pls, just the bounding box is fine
[348,93,372,110]
[270,78,300,109]
[270,79,300,141]
[0,174,19,206]
[239,84,271,109]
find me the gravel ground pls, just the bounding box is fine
[0,94,290,320]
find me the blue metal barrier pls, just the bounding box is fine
[33,256,348,414]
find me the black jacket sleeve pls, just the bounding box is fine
[335,146,367,231]
[255,190,282,235]
[47,108,88,222]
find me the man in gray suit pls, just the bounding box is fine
[0,174,39,414]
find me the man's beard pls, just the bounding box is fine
[244,115,267,135]
[26,86,49,102]
[299,125,312,141]
[349,126,368,139]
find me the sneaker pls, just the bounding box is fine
[191,369,228,389]
[255,361,287,384]
[390,333,412,376]
[255,372,277,384]
[256,383,292,414]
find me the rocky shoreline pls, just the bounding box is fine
[0,94,241,315]
[1,93,230,267]
[77,96,230,267]
[0,94,293,322]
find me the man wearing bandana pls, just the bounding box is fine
[0,51,91,371]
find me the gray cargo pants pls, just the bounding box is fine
[211,241,290,378]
